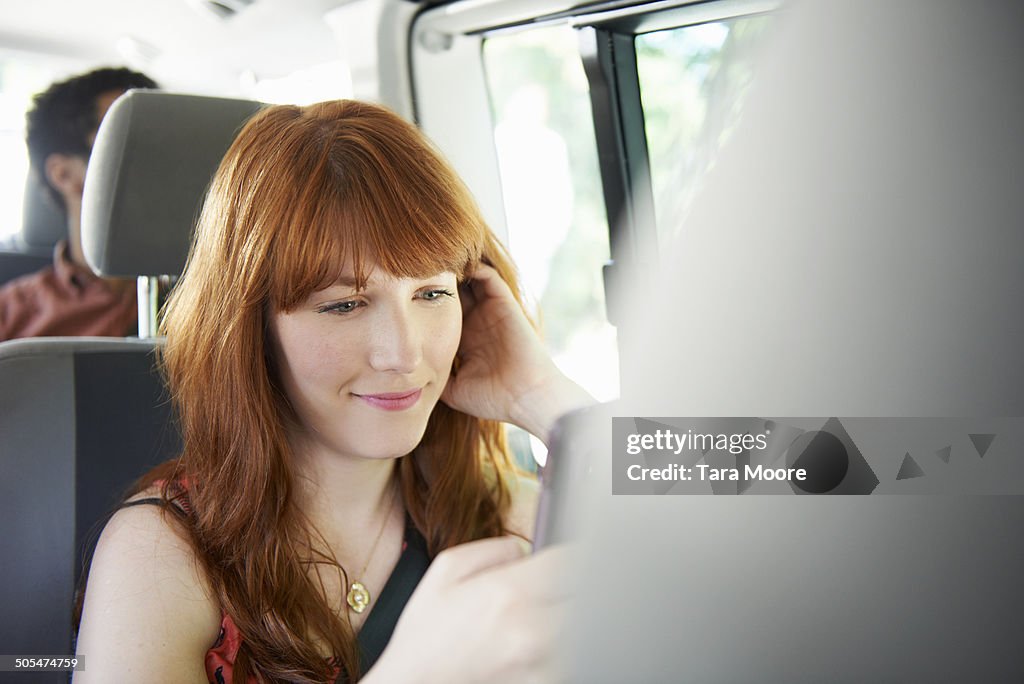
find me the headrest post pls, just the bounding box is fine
[137,276,159,338]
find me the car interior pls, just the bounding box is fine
[0,1,1021,681]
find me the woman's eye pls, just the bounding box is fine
[317,300,362,315]
[418,288,456,302]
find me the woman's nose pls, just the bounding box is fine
[368,305,422,374]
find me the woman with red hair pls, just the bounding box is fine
[74,100,591,683]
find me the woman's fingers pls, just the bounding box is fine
[464,262,518,303]
[376,536,572,684]
[472,543,574,603]
[427,535,531,585]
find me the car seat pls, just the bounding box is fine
[0,91,262,675]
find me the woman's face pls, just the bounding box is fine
[268,265,462,462]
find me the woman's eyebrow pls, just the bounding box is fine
[319,276,362,293]
[307,279,360,302]
[319,273,456,297]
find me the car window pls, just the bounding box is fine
[483,25,620,403]
[636,14,772,248]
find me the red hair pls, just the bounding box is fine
[148,100,524,682]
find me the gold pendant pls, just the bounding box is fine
[347,581,371,613]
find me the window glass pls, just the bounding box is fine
[636,14,771,248]
[483,26,620,404]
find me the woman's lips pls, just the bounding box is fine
[354,388,422,411]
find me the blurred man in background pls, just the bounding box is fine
[0,67,157,341]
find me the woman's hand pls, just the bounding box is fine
[441,263,594,444]
[365,537,570,684]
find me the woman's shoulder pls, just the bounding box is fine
[74,488,221,682]
[97,485,212,611]
[93,488,206,580]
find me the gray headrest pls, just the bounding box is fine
[81,91,264,278]
[20,170,66,253]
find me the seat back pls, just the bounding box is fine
[0,248,50,287]
[0,92,263,672]
[21,169,68,255]
[0,338,179,663]
[0,174,64,286]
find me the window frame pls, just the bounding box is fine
[408,0,779,387]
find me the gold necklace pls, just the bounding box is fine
[345,484,396,614]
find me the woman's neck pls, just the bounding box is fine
[290,437,401,560]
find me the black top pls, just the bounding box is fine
[356,516,431,672]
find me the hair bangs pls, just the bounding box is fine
[267,110,487,311]
[266,164,351,313]
[336,162,487,283]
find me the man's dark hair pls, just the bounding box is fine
[26,67,158,209]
